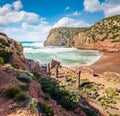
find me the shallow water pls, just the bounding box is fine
[22,41,102,69]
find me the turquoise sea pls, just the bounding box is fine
[21,41,102,69]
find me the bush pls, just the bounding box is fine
[4,87,21,98]
[105,87,117,97]
[29,98,37,113]
[39,78,79,110]
[17,71,32,83]
[38,102,54,116]
[0,57,4,64]
[71,76,77,83]
[14,91,27,102]
[33,73,79,110]
[0,48,12,63]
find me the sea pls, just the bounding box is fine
[21,41,102,70]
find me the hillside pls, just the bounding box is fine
[44,27,86,47]
[45,15,120,51]
[0,32,100,116]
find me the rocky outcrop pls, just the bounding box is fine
[44,27,86,47]
[45,15,120,52]
[0,32,28,69]
[73,15,120,52]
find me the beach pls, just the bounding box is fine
[89,52,120,74]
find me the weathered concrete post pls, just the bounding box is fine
[77,70,81,88]
[55,65,59,78]
[47,63,50,75]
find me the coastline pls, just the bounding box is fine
[89,51,120,74]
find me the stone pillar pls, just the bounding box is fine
[77,70,81,88]
[47,63,50,75]
[55,65,59,78]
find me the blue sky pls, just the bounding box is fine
[0,0,120,41]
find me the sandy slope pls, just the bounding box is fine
[89,52,120,74]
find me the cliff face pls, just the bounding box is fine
[73,15,120,51]
[44,27,86,47]
[0,33,27,69]
[45,15,120,51]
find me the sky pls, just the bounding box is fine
[0,0,120,42]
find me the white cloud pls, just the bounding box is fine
[83,0,120,17]
[84,0,101,12]
[0,0,51,41]
[13,0,23,11]
[0,0,39,25]
[65,6,70,10]
[53,17,90,28]
[104,5,120,17]
[67,11,82,17]
[0,4,12,15]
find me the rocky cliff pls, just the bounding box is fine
[0,33,28,69]
[45,15,120,51]
[44,27,86,47]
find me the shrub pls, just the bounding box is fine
[71,76,77,83]
[81,107,98,116]
[0,57,4,64]
[14,91,27,102]
[84,83,93,89]
[17,72,32,83]
[0,48,12,63]
[4,87,21,98]
[38,102,54,116]
[33,73,79,110]
[105,87,117,97]
[39,78,79,110]
[29,98,37,113]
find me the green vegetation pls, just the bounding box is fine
[17,71,33,83]
[0,48,12,63]
[4,87,27,102]
[33,72,79,110]
[4,87,21,98]
[105,87,117,97]
[29,98,37,113]
[81,107,98,116]
[14,91,27,102]
[38,102,54,116]
[0,57,4,64]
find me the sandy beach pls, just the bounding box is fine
[89,52,120,74]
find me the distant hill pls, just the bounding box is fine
[45,15,120,51]
[44,27,86,47]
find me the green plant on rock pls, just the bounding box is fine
[0,57,4,64]
[4,87,21,98]
[38,102,54,116]
[17,71,33,83]
[71,76,77,83]
[0,48,12,63]
[81,107,98,116]
[105,87,117,97]
[4,86,27,102]
[14,91,27,102]
[29,98,37,114]
[33,74,79,110]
